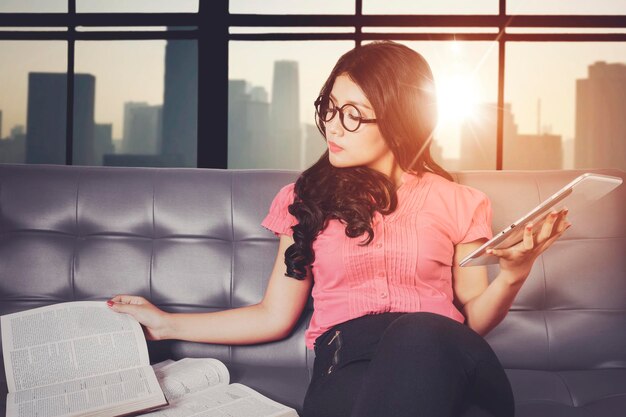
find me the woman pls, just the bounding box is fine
[108,41,570,417]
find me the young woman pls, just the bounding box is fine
[108,41,571,417]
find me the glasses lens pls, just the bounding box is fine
[342,104,361,132]
[316,96,335,122]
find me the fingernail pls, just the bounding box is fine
[106,300,114,307]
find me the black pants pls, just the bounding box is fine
[303,312,515,417]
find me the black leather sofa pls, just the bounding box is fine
[0,163,624,416]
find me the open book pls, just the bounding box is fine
[1,301,168,417]
[1,301,299,417]
[146,358,299,417]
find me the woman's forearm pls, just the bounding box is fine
[462,270,526,337]
[161,302,293,345]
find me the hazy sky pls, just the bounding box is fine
[0,0,624,159]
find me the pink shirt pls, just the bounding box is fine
[261,171,493,349]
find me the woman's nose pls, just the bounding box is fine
[326,114,344,137]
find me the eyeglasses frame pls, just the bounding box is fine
[314,95,377,132]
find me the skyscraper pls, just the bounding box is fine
[271,60,301,169]
[122,102,162,155]
[459,103,516,170]
[26,72,95,165]
[94,123,114,166]
[73,74,96,165]
[228,80,271,168]
[575,61,626,171]
[161,37,198,167]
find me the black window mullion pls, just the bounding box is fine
[66,0,76,165]
[198,0,228,168]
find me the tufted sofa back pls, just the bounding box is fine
[0,163,624,411]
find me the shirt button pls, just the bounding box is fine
[375,243,382,249]
[380,292,388,299]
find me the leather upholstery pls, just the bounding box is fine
[0,164,624,416]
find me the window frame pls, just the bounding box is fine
[0,0,624,169]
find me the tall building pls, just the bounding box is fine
[460,103,563,169]
[575,61,626,171]
[271,60,301,170]
[73,74,96,165]
[303,123,326,168]
[504,133,563,170]
[228,80,271,169]
[122,102,163,155]
[459,103,516,170]
[26,72,95,165]
[161,37,198,167]
[94,123,114,166]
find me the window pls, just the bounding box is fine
[0,2,624,170]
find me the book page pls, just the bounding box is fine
[1,301,150,393]
[5,365,165,417]
[154,358,230,403]
[142,383,298,417]
[1,301,167,416]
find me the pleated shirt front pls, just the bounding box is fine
[261,171,493,349]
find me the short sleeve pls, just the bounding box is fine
[261,183,298,237]
[455,186,493,244]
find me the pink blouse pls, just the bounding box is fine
[261,171,493,350]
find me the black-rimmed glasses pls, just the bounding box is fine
[314,95,377,132]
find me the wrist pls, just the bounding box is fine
[498,268,528,287]
[156,311,176,340]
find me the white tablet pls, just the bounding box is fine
[459,173,623,267]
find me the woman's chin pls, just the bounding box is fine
[329,153,355,168]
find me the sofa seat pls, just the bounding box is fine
[508,369,626,417]
[0,164,624,416]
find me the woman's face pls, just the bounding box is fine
[324,74,396,175]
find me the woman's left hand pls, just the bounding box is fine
[487,207,572,282]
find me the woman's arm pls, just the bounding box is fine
[109,234,313,345]
[452,208,571,337]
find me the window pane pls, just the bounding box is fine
[505,43,626,171]
[74,40,198,167]
[0,41,67,164]
[0,0,66,13]
[228,41,354,169]
[77,0,198,13]
[229,0,354,15]
[363,0,497,15]
[507,0,626,15]
[390,41,499,171]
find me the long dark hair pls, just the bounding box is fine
[285,41,453,280]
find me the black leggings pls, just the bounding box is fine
[303,312,515,417]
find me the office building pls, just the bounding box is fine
[162,37,198,167]
[26,72,95,165]
[575,61,626,171]
[271,60,301,170]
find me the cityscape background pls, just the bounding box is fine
[1,42,624,172]
[0,0,624,172]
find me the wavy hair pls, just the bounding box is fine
[285,41,453,280]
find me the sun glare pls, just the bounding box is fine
[436,74,480,125]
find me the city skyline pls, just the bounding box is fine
[1,55,625,172]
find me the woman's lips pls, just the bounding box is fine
[328,141,344,153]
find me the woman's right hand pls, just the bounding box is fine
[107,295,172,341]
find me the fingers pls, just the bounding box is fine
[523,223,535,250]
[109,295,147,305]
[107,300,138,316]
[537,208,569,242]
